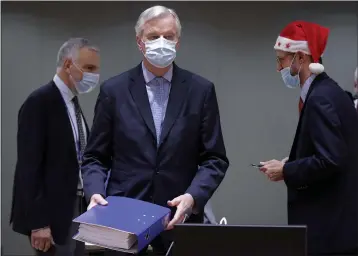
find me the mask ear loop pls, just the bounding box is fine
[69,63,85,85]
[288,53,297,75]
[72,62,84,75]
[289,52,303,87]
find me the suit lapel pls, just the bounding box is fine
[289,73,327,160]
[50,82,78,159]
[128,64,157,139]
[159,64,190,146]
[84,118,90,140]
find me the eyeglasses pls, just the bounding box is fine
[276,53,295,67]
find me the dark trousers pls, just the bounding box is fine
[309,247,358,256]
[34,195,85,256]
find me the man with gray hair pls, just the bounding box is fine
[10,38,100,255]
[82,5,229,255]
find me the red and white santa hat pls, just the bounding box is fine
[274,21,330,74]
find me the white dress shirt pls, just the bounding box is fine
[300,74,316,103]
[53,74,87,188]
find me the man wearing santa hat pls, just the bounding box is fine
[259,21,358,255]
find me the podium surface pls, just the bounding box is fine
[172,224,307,256]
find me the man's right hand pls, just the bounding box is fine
[87,194,108,210]
[31,227,52,252]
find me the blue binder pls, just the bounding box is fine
[72,196,171,254]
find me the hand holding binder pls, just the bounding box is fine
[73,196,171,254]
[87,194,108,210]
[166,193,194,230]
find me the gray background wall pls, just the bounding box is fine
[2,2,357,255]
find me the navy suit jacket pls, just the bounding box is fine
[81,63,229,221]
[10,81,89,245]
[283,73,358,254]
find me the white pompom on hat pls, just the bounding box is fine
[274,20,330,75]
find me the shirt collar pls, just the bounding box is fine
[141,61,173,84]
[300,74,316,102]
[53,74,75,103]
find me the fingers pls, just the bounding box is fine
[87,202,97,210]
[167,196,181,207]
[31,228,53,252]
[43,239,52,252]
[259,161,271,172]
[92,194,108,206]
[265,170,275,179]
[260,160,279,172]
[259,166,267,172]
[31,234,36,248]
[33,238,51,252]
[88,195,108,210]
[37,239,45,251]
[97,197,108,206]
[260,159,278,165]
[166,210,184,230]
[32,239,38,250]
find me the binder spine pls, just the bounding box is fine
[137,212,171,251]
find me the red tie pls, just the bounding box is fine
[299,97,304,114]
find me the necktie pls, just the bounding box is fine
[299,97,304,114]
[151,77,166,145]
[72,96,86,190]
[72,96,86,162]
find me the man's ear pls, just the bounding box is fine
[136,36,142,51]
[297,51,306,63]
[63,58,72,73]
[176,37,180,50]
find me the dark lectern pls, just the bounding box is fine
[172,224,307,256]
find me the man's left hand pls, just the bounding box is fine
[259,159,284,182]
[166,193,194,230]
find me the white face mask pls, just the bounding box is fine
[71,64,100,94]
[143,37,177,68]
[280,54,301,89]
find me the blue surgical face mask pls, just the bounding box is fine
[71,64,100,94]
[280,54,301,89]
[143,37,177,68]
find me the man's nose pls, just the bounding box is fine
[276,63,283,72]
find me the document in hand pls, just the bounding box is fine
[72,196,171,254]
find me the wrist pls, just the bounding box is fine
[32,226,49,232]
[185,193,197,214]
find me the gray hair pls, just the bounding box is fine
[56,38,99,68]
[355,67,358,84]
[135,5,182,38]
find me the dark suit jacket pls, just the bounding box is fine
[82,63,229,222]
[10,81,89,245]
[345,90,354,103]
[283,73,358,254]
